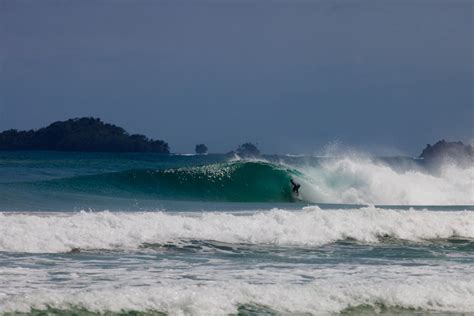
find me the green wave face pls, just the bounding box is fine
[38,161,296,202]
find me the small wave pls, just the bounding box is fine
[1,207,473,253]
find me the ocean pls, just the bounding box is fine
[0,151,473,315]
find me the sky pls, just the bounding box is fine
[0,0,472,155]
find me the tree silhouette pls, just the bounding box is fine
[195,144,208,154]
[235,142,260,157]
[0,117,170,153]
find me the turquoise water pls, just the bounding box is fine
[0,151,473,315]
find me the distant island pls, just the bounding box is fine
[0,117,170,153]
[420,140,473,165]
[1,119,471,160]
[195,144,208,155]
[227,142,261,158]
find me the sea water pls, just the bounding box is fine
[0,151,473,315]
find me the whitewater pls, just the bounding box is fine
[1,207,473,253]
[296,157,474,205]
[0,151,473,315]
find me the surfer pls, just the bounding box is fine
[290,178,300,196]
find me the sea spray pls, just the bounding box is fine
[295,157,474,205]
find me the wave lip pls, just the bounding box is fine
[1,206,473,253]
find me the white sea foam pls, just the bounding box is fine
[1,263,473,314]
[295,157,474,205]
[0,207,473,253]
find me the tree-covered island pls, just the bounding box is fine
[0,117,170,153]
[227,142,261,157]
[419,140,473,165]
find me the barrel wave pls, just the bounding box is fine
[34,161,296,202]
[7,156,474,206]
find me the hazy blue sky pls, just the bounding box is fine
[1,0,472,154]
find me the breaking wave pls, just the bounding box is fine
[30,161,296,202]
[297,157,474,205]
[11,156,474,206]
[3,279,474,314]
[1,206,473,253]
